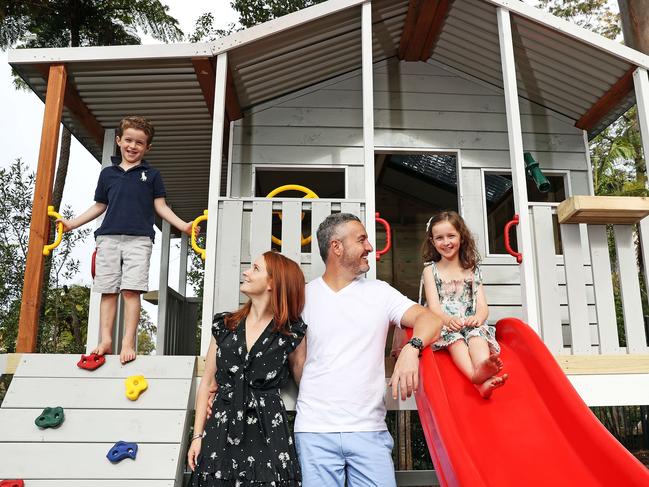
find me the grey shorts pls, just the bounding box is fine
[93,235,153,294]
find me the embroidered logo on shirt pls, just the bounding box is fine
[140,171,147,182]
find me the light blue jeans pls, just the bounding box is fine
[295,431,397,487]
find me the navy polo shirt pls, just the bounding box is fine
[94,156,166,240]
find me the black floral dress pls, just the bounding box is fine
[191,312,306,487]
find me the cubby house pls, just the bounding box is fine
[3,0,649,485]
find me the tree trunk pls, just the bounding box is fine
[619,0,649,185]
[51,128,71,211]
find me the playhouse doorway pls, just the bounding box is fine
[375,152,460,301]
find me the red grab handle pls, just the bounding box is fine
[375,212,392,261]
[504,214,522,264]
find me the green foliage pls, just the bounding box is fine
[189,0,326,41]
[231,0,327,28]
[535,0,621,39]
[0,159,91,353]
[0,0,183,50]
[0,159,34,351]
[137,308,157,355]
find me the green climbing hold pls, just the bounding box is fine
[35,407,65,429]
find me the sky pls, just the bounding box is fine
[0,1,239,321]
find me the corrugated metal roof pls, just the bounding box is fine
[8,0,648,222]
[229,0,407,107]
[434,0,635,134]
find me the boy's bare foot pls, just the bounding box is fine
[91,341,112,356]
[472,352,503,384]
[120,343,137,364]
[476,374,508,399]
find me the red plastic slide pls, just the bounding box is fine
[412,317,649,487]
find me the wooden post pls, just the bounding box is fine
[201,52,228,355]
[16,64,67,352]
[496,9,540,331]
[86,129,116,353]
[156,219,171,355]
[362,0,377,279]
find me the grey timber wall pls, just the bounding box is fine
[231,58,592,349]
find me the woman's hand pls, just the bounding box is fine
[446,317,465,332]
[187,437,202,471]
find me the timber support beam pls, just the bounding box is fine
[576,68,635,131]
[16,64,67,353]
[399,0,453,62]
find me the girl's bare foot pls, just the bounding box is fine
[120,343,137,364]
[91,341,112,356]
[472,353,504,384]
[476,374,508,399]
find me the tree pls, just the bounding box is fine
[189,0,326,41]
[0,0,183,213]
[0,159,91,353]
[534,0,646,190]
[618,0,649,54]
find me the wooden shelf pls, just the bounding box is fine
[557,196,649,224]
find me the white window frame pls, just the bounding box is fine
[480,168,572,263]
[373,147,464,216]
[251,164,348,198]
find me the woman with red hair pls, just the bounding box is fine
[188,251,306,486]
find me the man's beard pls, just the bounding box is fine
[341,248,369,275]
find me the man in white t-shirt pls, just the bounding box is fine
[290,213,441,487]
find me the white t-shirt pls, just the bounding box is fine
[295,277,415,432]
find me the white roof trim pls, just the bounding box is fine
[484,0,649,69]
[211,0,366,54]
[8,42,212,64]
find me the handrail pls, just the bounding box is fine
[192,210,208,260]
[375,212,392,261]
[504,214,522,264]
[43,205,64,256]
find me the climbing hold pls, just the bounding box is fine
[77,353,106,370]
[106,441,138,463]
[35,407,65,429]
[125,375,148,401]
[0,481,25,487]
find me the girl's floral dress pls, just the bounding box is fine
[191,312,306,487]
[421,262,500,353]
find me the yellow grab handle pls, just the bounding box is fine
[43,205,64,256]
[266,185,319,246]
[192,210,208,260]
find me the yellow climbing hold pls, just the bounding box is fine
[125,375,148,401]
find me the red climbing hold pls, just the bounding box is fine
[77,353,106,370]
[0,480,25,487]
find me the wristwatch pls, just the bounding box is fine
[407,337,424,356]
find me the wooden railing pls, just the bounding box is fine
[531,196,649,355]
[211,197,365,312]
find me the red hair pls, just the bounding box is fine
[224,251,305,334]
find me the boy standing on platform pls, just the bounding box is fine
[59,116,193,363]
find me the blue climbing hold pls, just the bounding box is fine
[106,441,138,463]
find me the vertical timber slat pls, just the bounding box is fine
[531,206,563,353]
[560,224,592,354]
[250,201,272,262]
[17,64,67,353]
[614,224,649,353]
[587,225,620,353]
[157,219,171,355]
[216,200,243,314]
[310,201,331,281]
[281,201,302,265]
